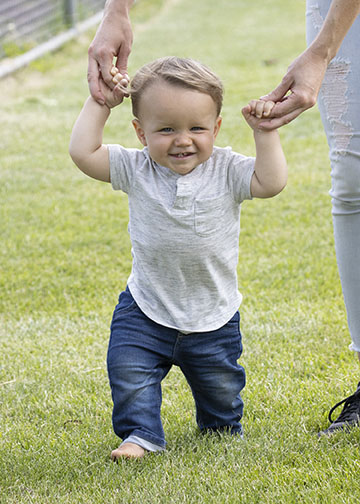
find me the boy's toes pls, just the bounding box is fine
[111,442,146,460]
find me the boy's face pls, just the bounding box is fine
[132,81,222,175]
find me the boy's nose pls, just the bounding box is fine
[174,132,192,146]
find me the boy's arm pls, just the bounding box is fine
[69,70,129,182]
[69,97,111,182]
[242,100,287,198]
[250,129,287,198]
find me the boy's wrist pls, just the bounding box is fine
[89,95,111,111]
[253,128,281,151]
[253,128,278,138]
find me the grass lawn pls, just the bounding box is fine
[1,0,360,502]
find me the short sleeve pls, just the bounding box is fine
[108,145,147,194]
[226,150,255,204]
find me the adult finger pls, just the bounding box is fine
[115,41,132,77]
[268,88,317,119]
[261,74,293,104]
[87,55,105,104]
[97,51,116,88]
[258,108,304,130]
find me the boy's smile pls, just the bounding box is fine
[132,81,222,175]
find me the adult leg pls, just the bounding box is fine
[306,0,360,433]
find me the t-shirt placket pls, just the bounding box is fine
[173,178,194,212]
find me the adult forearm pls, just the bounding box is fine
[311,0,360,62]
[259,0,360,129]
[103,0,134,17]
[88,0,134,102]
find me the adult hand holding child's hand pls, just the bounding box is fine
[242,99,275,130]
[99,67,130,109]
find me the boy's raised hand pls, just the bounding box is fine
[242,100,275,130]
[100,67,130,109]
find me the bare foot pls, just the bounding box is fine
[111,442,146,460]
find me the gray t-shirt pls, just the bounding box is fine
[109,145,255,332]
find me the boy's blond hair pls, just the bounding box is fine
[130,56,224,118]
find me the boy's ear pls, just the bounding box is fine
[132,119,147,146]
[213,116,222,139]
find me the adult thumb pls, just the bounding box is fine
[261,74,293,103]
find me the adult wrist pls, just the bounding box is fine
[308,37,334,65]
[104,0,133,17]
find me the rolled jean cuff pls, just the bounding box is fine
[349,342,360,353]
[121,435,165,453]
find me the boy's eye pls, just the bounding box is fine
[159,127,173,133]
[191,126,205,131]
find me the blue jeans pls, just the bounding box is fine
[107,287,245,451]
[307,1,360,352]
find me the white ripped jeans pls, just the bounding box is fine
[306,0,360,352]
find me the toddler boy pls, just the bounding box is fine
[69,56,287,459]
